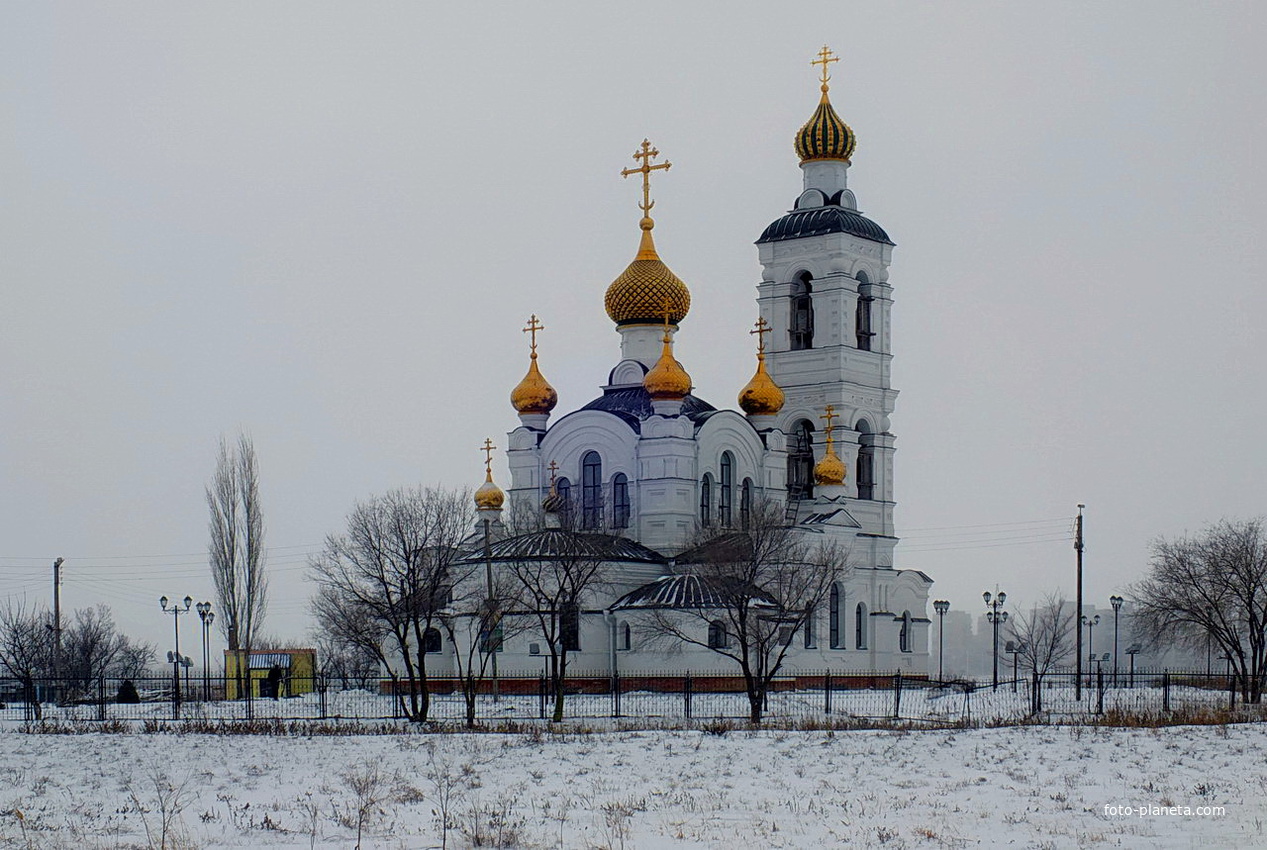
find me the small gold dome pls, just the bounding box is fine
[814,441,847,486]
[605,220,691,326]
[510,356,557,415]
[474,470,505,510]
[643,332,692,400]
[738,352,785,416]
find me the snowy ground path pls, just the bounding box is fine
[0,723,1262,848]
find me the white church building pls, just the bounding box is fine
[451,48,932,679]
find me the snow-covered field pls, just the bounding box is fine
[1,723,1263,849]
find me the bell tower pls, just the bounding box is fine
[755,46,898,558]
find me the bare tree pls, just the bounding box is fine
[309,486,473,721]
[61,605,156,692]
[1008,592,1074,677]
[0,601,51,718]
[1132,518,1267,702]
[644,499,846,723]
[502,519,615,723]
[314,632,381,691]
[207,434,268,688]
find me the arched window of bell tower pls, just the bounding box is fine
[855,270,874,351]
[790,272,815,351]
[855,419,875,501]
[786,419,815,501]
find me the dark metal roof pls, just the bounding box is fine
[580,386,716,428]
[465,529,667,565]
[610,573,779,611]
[757,206,893,246]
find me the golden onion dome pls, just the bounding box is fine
[795,47,855,163]
[605,218,692,326]
[474,470,505,510]
[813,440,847,486]
[643,332,692,400]
[738,352,785,416]
[510,356,557,415]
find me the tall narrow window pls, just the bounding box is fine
[787,420,815,500]
[856,602,868,650]
[855,270,874,351]
[556,477,573,525]
[829,584,841,649]
[857,444,875,501]
[708,620,727,649]
[719,453,734,527]
[699,474,713,527]
[620,621,631,651]
[581,451,602,529]
[740,478,753,530]
[562,603,580,652]
[900,610,912,653]
[423,627,442,654]
[790,273,814,350]
[611,473,630,529]
[804,604,816,648]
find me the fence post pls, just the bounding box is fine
[1162,670,1170,713]
[319,675,328,721]
[1096,667,1104,716]
[684,673,692,720]
[538,674,546,720]
[892,671,902,720]
[97,677,107,722]
[1229,669,1236,712]
[1031,671,1041,715]
[824,672,832,715]
[612,671,621,719]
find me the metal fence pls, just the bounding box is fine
[0,668,1259,726]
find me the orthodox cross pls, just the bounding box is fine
[523,314,545,357]
[481,438,496,474]
[622,139,671,215]
[750,316,772,355]
[812,45,839,89]
[547,459,559,487]
[820,404,838,442]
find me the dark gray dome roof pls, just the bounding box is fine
[610,574,779,610]
[757,206,892,246]
[467,529,667,565]
[581,386,716,430]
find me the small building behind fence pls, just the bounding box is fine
[224,649,317,699]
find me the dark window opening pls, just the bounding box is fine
[829,584,841,649]
[423,627,442,654]
[581,451,602,529]
[562,604,581,652]
[900,610,912,653]
[856,602,868,650]
[719,453,734,527]
[740,478,753,530]
[856,444,875,501]
[708,620,728,649]
[804,605,817,649]
[855,271,874,351]
[612,473,630,529]
[787,420,815,501]
[790,273,815,350]
[700,474,713,527]
[556,477,573,525]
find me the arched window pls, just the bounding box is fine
[581,451,602,529]
[804,604,817,648]
[555,477,573,525]
[829,584,842,649]
[699,474,713,527]
[707,620,728,649]
[740,478,753,530]
[620,621,631,651]
[899,610,912,653]
[423,627,442,654]
[790,272,814,350]
[855,602,868,650]
[611,473,630,529]
[855,270,874,351]
[787,420,815,500]
[719,452,734,527]
[855,421,875,501]
[562,603,580,652]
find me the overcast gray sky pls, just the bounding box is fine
[3,3,1264,656]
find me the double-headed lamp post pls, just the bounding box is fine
[196,602,214,701]
[983,590,1008,691]
[1109,595,1124,686]
[160,595,193,707]
[933,600,950,681]
[1082,613,1100,689]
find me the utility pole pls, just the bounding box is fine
[1075,505,1084,701]
[52,557,64,699]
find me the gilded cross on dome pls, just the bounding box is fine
[812,45,839,92]
[523,314,545,357]
[820,404,838,440]
[481,438,497,474]
[622,139,671,218]
[750,316,772,354]
[547,459,559,485]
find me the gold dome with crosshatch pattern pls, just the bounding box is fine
[605,217,691,326]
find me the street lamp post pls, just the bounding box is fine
[1109,595,1124,686]
[983,590,1008,691]
[1005,641,1026,693]
[160,595,193,712]
[933,600,950,681]
[1082,614,1100,691]
[196,602,214,701]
